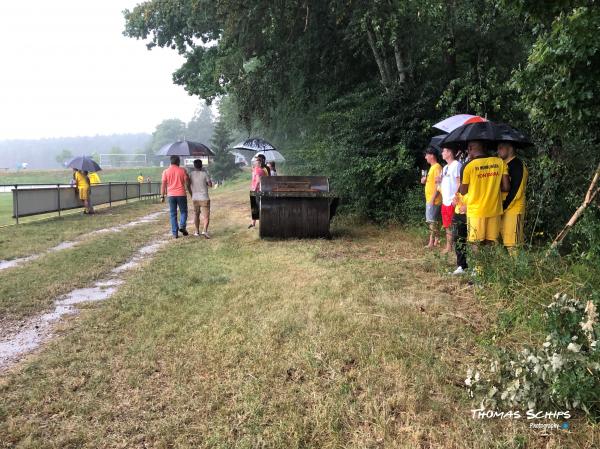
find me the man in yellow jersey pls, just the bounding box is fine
[88,171,101,184]
[73,168,92,214]
[497,142,528,249]
[459,140,510,245]
[421,147,443,248]
[137,173,144,183]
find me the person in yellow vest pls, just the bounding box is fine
[137,173,144,183]
[497,141,528,250]
[420,147,442,248]
[459,140,510,246]
[73,168,92,214]
[88,171,101,184]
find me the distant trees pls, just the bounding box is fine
[209,120,239,182]
[55,149,73,166]
[146,103,215,157]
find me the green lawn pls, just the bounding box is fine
[0,181,596,448]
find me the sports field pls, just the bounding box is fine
[0,167,164,226]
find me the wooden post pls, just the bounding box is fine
[109,182,112,207]
[14,184,19,224]
[57,184,61,217]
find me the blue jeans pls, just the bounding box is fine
[168,196,188,235]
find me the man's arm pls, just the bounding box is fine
[186,176,192,196]
[459,183,469,195]
[501,174,510,192]
[502,160,523,209]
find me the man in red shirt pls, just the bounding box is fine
[161,155,190,238]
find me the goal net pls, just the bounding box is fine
[99,153,147,168]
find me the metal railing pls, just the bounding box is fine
[2,182,161,224]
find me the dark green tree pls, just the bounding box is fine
[208,120,239,182]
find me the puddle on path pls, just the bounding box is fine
[0,237,169,371]
[0,211,165,272]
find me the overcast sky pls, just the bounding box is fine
[0,1,200,140]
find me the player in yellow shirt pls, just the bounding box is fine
[137,173,144,183]
[73,169,92,214]
[459,140,510,244]
[88,172,101,184]
[421,147,442,248]
[497,141,528,249]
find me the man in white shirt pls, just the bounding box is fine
[187,159,213,238]
[439,147,462,254]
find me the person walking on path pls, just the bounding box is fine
[459,141,510,247]
[439,147,462,254]
[188,159,213,238]
[421,148,442,248]
[161,155,190,239]
[497,142,528,251]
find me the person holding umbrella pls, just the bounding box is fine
[497,141,528,250]
[67,155,101,214]
[459,140,510,245]
[73,168,92,214]
[161,155,190,238]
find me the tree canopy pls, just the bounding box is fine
[125,0,600,257]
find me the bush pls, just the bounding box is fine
[466,292,600,418]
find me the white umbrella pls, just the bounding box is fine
[255,149,285,162]
[433,114,486,133]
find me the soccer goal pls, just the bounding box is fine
[99,153,147,168]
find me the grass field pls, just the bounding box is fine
[0,180,597,448]
[0,167,165,226]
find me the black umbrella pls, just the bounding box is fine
[438,121,532,151]
[427,134,447,152]
[493,123,533,148]
[67,156,102,172]
[233,138,276,152]
[158,140,215,157]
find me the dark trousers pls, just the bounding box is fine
[452,213,468,269]
[168,195,188,236]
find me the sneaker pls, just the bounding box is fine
[248,223,255,229]
[173,234,179,239]
[201,232,211,239]
[193,232,201,237]
[451,266,466,275]
[179,228,189,236]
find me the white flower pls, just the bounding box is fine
[543,341,551,348]
[550,353,564,371]
[488,386,498,397]
[567,342,581,353]
[528,400,536,410]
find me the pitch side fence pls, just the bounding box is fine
[1,182,161,224]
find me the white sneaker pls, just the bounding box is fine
[451,266,466,275]
[193,232,201,237]
[201,232,211,239]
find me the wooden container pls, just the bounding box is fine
[250,176,338,239]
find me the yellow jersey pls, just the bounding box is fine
[425,163,442,205]
[461,156,508,218]
[88,172,101,184]
[502,157,528,215]
[74,171,89,189]
[137,175,144,183]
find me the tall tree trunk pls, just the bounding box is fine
[366,26,391,91]
[393,40,407,84]
[549,162,600,251]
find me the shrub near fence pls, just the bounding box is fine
[5,182,161,223]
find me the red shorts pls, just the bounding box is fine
[441,204,455,229]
